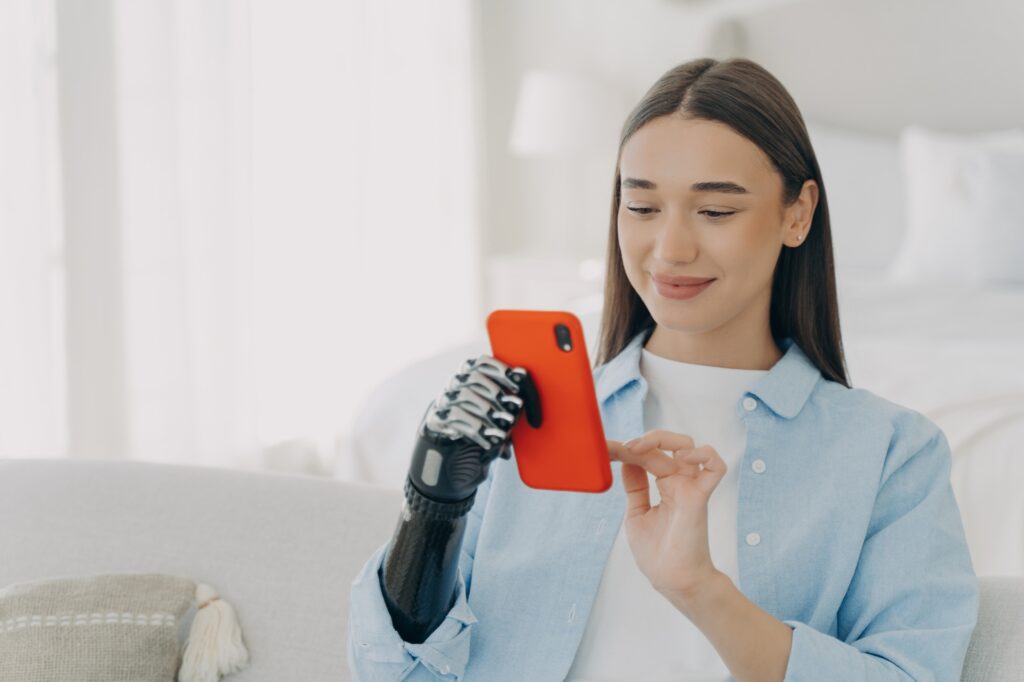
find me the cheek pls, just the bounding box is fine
[723,226,778,286]
[617,224,647,280]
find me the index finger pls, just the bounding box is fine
[627,429,696,454]
[610,441,679,478]
[607,440,631,462]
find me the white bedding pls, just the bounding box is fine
[837,269,1024,576]
[343,270,1024,576]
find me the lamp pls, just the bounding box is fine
[508,69,627,158]
[507,69,629,257]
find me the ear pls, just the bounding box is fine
[785,179,818,244]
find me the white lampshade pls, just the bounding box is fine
[508,69,629,158]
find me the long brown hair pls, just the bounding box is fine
[593,57,850,388]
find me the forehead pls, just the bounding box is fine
[619,116,774,192]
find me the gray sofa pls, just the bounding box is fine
[1,459,1021,681]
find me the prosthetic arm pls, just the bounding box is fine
[377,354,540,644]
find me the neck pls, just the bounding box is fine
[643,325,782,370]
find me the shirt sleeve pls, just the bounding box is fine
[782,416,980,681]
[347,467,496,682]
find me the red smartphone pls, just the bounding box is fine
[485,309,612,494]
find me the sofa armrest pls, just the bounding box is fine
[961,575,1024,681]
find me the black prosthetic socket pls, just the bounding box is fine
[378,476,477,644]
[376,352,540,645]
[407,422,506,504]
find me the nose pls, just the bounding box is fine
[653,213,699,263]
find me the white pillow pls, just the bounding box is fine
[804,120,904,274]
[960,144,1024,285]
[890,125,1024,285]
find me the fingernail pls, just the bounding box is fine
[623,438,639,448]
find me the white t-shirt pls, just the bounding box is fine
[565,345,770,681]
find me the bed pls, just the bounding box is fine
[836,273,1024,578]
[342,0,1024,579]
[727,0,1024,577]
[343,276,1024,578]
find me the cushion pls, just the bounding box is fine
[804,120,904,273]
[0,573,248,682]
[960,143,1024,285]
[890,125,1024,285]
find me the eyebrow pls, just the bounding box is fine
[620,177,751,195]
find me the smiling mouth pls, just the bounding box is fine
[650,272,716,286]
[650,273,715,299]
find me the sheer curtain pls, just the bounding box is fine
[112,0,259,469]
[244,0,483,474]
[2,0,482,473]
[0,0,66,460]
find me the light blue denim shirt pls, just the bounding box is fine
[348,328,979,681]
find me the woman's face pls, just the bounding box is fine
[617,115,816,344]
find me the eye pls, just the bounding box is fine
[625,207,735,219]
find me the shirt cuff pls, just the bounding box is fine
[348,540,478,680]
[782,619,913,682]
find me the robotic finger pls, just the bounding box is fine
[410,354,539,503]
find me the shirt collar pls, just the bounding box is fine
[594,327,822,419]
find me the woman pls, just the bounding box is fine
[349,57,979,681]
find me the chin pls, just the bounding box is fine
[647,302,713,329]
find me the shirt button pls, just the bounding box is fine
[441,664,450,674]
[743,397,757,411]
[746,532,761,546]
[751,459,766,474]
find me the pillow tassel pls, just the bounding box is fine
[178,583,250,682]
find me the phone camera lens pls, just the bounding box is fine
[554,324,573,353]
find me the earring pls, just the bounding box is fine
[796,234,803,241]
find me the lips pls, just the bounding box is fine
[651,274,715,300]
[650,272,716,286]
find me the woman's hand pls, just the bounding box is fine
[607,430,727,605]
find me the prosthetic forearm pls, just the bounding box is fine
[377,354,539,644]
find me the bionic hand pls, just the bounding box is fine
[377,354,540,644]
